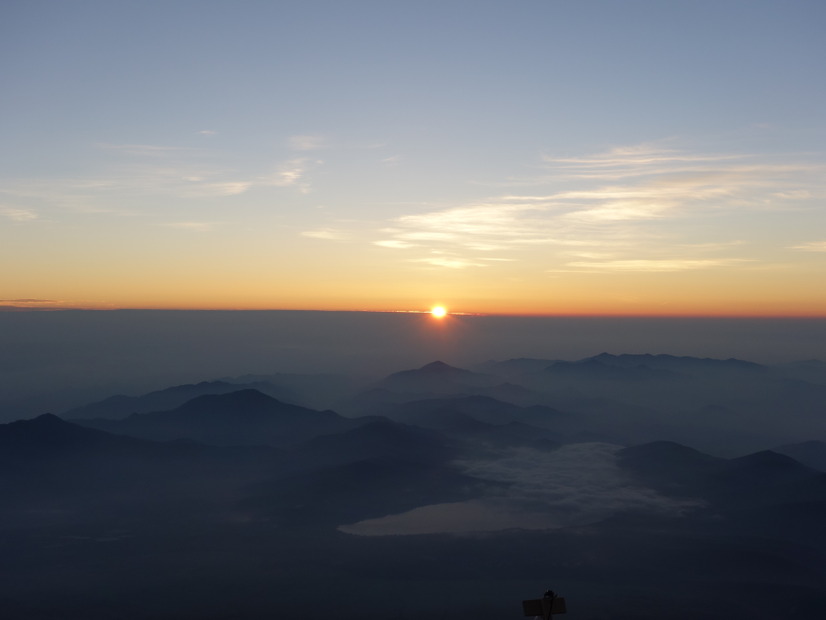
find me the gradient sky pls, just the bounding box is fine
[2,0,825,315]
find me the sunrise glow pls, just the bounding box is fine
[430,306,447,319]
[0,2,823,318]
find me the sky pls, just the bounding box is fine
[2,0,825,316]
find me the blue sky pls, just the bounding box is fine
[2,0,825,314]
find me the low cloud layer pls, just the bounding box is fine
[340,443,701,536]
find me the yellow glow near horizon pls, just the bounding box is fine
[4,247,826,317]
[430,306,447,318]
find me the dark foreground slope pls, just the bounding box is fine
[5,352,826,620]
[3,409,826,619]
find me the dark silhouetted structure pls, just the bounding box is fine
[522,589,567,618]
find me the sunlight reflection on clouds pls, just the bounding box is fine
[368,143,825,274]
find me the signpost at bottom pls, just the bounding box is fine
[522,589,566,619]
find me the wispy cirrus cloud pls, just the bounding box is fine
[380,155,402,167]
[0,298,61,309]
[559,259,751,273]
[263,157,320,192]
[790,241,826,252]
[773,189,811,200]
[162,221,217,232]
[95,143,200,158]
[537,143,747,182]
[373,202,555,254]
[1,207,39,221]
[369,141,824,272]
[0,143,323,223]
[373,239,417,249]
[412,255,488,269]
[302,228,349,241]
[288,134,328,151]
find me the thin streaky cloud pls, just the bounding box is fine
[790,241,826,252]
[89,142,322,194]
[542,142,746,168]
[381,155,402,166]
[545,151,745,169]
[561,251,620,260]
[0,143,318,210]
[561,198,673,222]
[374,239,417,249]
[163,221,217,232]
[96,143,201,158]
[261,158,320,192]
[465,243,505,251]
[539,164,824,188]
[367,140,824,272]
[397,231,460,242]
[0,299,65,309]
[522,143,826,185]
[562,259,751,273]
[301,228,349,241]
[774,190,812,200]
[200,181,251,196]
[412,256,488,269]
[397,203,549,239]
[0,151,323,215]
[677,241,747,251]
[1,207,38,221]
[288,135,328,151]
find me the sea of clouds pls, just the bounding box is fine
[339,443,701,535]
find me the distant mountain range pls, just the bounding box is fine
[71,389,362,447]
[62,380,290,420]
[55,354,826,457]
[3,352,826,618]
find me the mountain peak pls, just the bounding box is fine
[619,440,719,473]
[177,388,278,411]
[419,361,458,373]
[730,449,811,472]
[0,412,139,457]
[29,412,65,424]
[8,413,77,432]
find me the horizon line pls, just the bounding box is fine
[2,305,826,320]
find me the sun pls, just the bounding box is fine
[430,305,447,318]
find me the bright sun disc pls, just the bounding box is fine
[430,306,447,318]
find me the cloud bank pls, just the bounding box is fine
[340,443,701,536]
